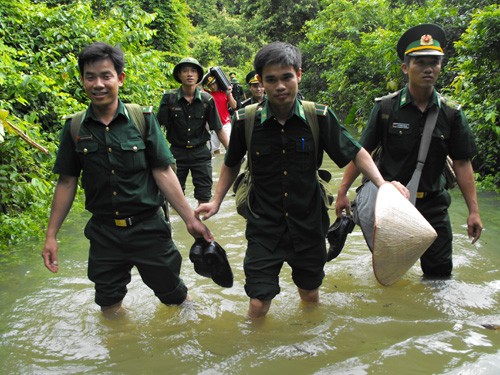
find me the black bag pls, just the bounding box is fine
[444,156,457,189]
[210,66,231,91]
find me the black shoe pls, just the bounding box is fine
[189,238,212,278]
[326,214,355,261]
[203,241,233,288]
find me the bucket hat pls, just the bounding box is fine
[372,183,437,285]
[173,57,204,83]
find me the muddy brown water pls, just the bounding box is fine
[1,155,499,374]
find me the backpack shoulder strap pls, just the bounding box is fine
[438,93,461,122]
[302,100,320,158]
[68,110,86,143]
[68,104,148,143]
[125,103,148,139]
[243,103,259,172]
[200,90,213,105]
[163,89,176,107]
[376,90,400,127]
[302,100,329,166]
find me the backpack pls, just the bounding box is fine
[162,89,213,125]
[377,90,457,189]
[234,101,334,219]
[68,103,149,142]
[67,103,177,219]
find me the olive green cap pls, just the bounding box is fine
[396,24,446,60]
[173,57,204,83]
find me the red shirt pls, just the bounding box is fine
[209,90,231,124]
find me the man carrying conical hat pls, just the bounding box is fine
[335,23,483,283]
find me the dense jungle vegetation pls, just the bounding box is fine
[0,0,498,249]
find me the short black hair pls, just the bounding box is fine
[254,42,301,78]
[78,42,125,76]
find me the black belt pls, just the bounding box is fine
[92,207,161,227]
[173,143,206,149]
[416,191,440,199]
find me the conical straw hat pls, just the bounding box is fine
[372,183,437,286]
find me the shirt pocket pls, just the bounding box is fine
[75,141,100,169]
[295,136,314,169]
[119,140,147,172]
[387,122,419,155]
[432,126,451,155]
[251,143,272,171]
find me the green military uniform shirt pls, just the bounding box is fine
[226,98,361,252]
[361,85,476,192]
[54,100,175,217]
[156,86,222,148]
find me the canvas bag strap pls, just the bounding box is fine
[244,103,258,173]
[301,100,319,167]
[406,105,439,205]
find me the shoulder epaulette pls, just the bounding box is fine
[200,91,213,103]
[235,107,246,121]
[141,105,153,114]
[375,90,399,102]
[439,94,461,111]
[313,102,328,116]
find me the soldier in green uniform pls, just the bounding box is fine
[240,70,265,108]
[229,71,246,108]
[196,42,407,318]
[336,24,483,277]
[157,58,228,205]
[41,42,213,315]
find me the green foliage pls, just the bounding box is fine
[1,0,498,251]
[239,0,321,46]
[0,112,58,249]
[187,0,266,71]
[301,0,498,188]
[446,4,500,185]
[0,0,180,249]
[136,0,191,55]
[190,30,223,69]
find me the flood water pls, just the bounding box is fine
[1,155,499,375]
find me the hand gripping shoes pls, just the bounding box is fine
[189,238,233,287]
[326,214,355,261]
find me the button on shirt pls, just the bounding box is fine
[54,100,176,217]
[156,87,222,148]
[225,99,361,252]
[361,86,476,192]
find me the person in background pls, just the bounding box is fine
[240,70,265,108]
[204,74,237,155]
[42,43,213,316]
[157,57,228,205]
[195,42,408,319]
[335,24,483,277]
[229,71,246,110]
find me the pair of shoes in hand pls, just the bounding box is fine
[189,238,233,287]
[326,214,355,261]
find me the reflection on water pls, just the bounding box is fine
[1,155,499,374]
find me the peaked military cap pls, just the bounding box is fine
[245,70,259,84]
[173,57,204,83]
[205,75,216,86]
[396,24,446,60]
